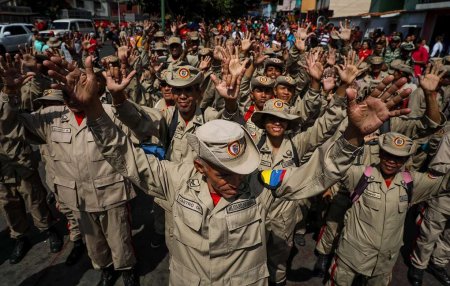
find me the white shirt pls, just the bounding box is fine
[431,42,443,57]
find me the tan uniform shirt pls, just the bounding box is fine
[88,112,362,285]
[336,165,450,276]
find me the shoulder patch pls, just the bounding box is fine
[226,199,256,214]
[260,169,286,190]
[176,195,203,215]
[188,179,200,188]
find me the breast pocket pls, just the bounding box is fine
[50,131,72,162]
[173,200,203,250]
[226,204,263,251]
[359,193,381,226]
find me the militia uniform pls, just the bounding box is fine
[409,130,450,286]
[327,132,450,286]
[250,97,347,284]
[87,116,362,285]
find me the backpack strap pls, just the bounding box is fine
[288,135,300,167]
[350,166,374,203]
[401,171,414,205]
[256,132,267,150]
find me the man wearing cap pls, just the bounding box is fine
[71,51,414,284]
[250,96,347,285]
[34,89,86,266]
[409,130,450,286]
[167,36,197,68]
[0,56,144,286]
[326,132,450,286]
[357,56,388,97]
[384,36,402,65]
[153,30,166,43]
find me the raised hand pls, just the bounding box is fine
[302,50,324,81]
[82,34,92,50]
[346,75,411,136]
[213,45,225,61]
[0,53,34,92]
[44,55,98,107]
[297,22,312,40]
[337,19,352,41]
[252,43,269,66]
[420,63,446,92]
[336,50,366,85]
[199,56,212,71]
[102,61,136,97]
[326,48,336,66]
[210,67,244,101]
[228,46,249,89]
[241,31,254,53]
[19,44,38,72]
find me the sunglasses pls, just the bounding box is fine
[172,86,196,94]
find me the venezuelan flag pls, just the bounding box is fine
[260,169,287,189]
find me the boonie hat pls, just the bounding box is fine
[154,31,165,38]
[389,60,413,75]
[275,76,296,87]
[378,132,417,157]
[153,42,167,51]
[186,119,260,175]
[188,31,199,40]
[251,99,301,130]
[400,42,415,51]
[264,57,284,70]
[166,66,203,88]
[370,56,384,65]
[168,36,181,46]
[251,76,275,90]
[34,89,64,104]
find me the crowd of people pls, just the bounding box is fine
[0,15,449,286]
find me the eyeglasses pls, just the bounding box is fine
[172,86,196,95]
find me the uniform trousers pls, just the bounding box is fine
[327,256,392,286]
[74,204,136,270]
[0,172,50,238]
[411,206,450,269]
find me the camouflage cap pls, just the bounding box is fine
[251,99,301,130]
[250,76,276,90]
[369,56,384,65]
[168,36,182,46]
[166,65,203,88]
[34,89,65,104]
[400,42,415,51]
[186,119,260,175]
[275,75,296,87]
[378,132,417,157]
[392,36,401,42]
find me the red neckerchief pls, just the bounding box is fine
[210,192,222,206]
[244,105,255,122]
[385,178,392,188]
[74,112,85,126]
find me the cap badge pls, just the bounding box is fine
[273,100,284,109]
[178,68,190,79]
[259,77,268,83]
[393,137,405,147]
[227,141,241,158]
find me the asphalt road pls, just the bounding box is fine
[0,41,448,286]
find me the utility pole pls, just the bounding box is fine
[118,0,121,27]
[161,0,165,31]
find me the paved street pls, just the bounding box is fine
[0,40,448,286]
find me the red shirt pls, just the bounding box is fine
[210,192,222,206]
[88,38,97,53]
[358,49,373,61]
[411,46,429,77]
[385,178,392,188]
[74,112,85,126]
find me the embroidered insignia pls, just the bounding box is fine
[61,114,69,121]
[399,195,408,202]
[286,150,292,156]
[178,68,190,79]
[226,199,256,213]
[188,179,200,188]
[273,100,284,109]
[52,126,71,133]
[176,195,203,215]
[281,160,294,168]
[260,160,271,167]
[260,169,286,189]
[259,76,268,83]
[393,136,405,147]
[227,141,241,157]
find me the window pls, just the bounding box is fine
[51,22,69,30]
[4,25,27,35]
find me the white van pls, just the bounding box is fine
[39,19,95,38]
